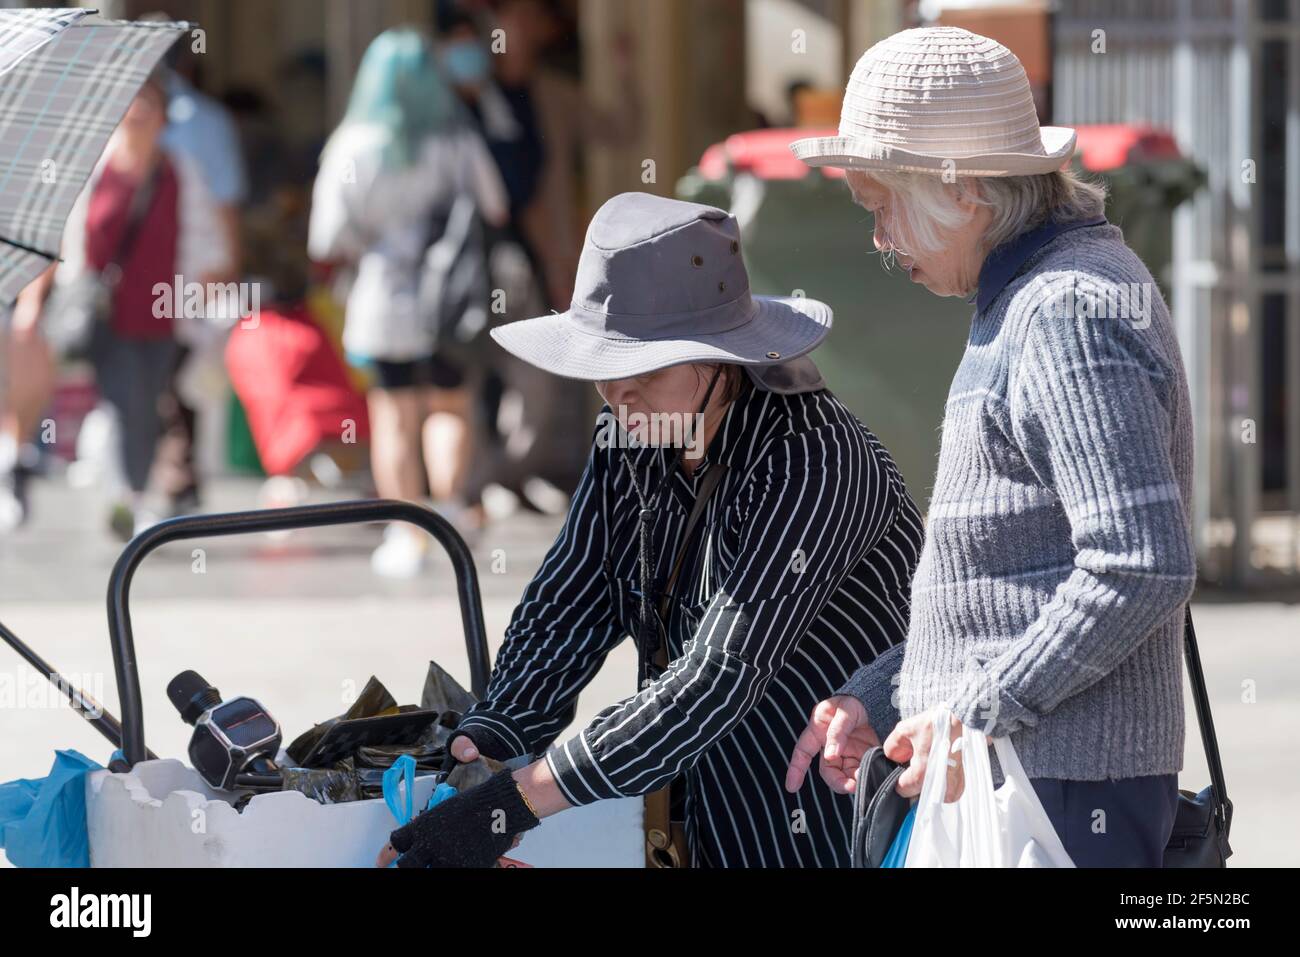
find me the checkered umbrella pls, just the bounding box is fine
[0,8,188,305]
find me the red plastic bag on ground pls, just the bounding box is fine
[225,304,369,475]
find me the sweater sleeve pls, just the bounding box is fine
[546,422,896,805]
[835,640,905,740]
[949,289,1196,738]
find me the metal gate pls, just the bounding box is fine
[1056,0,1300,587]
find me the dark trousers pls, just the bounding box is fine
[1030,773,1180,867]
[153,344,200,502]
[89,324,179,494]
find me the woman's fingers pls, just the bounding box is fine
[945,750,966,803]
[450,734,480,762]
[823,700,860,760]
[887,715,931,797]
[944,714,966,802]
[784,710,828,792]
[882,718,916,765]
[819,758,856,794]
[894,753,927,798]
[888,710,969,801]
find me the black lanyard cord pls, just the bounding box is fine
[624,366,725,685]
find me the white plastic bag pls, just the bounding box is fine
[904,708,1074,868]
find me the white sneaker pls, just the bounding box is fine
[522,477,569,516]
[0,485,24,533]
[370,525,428,579]
[132,507,163,538]
[258,476,309,509]
[481,483,520,522]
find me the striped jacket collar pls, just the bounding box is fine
[697,379,781,473]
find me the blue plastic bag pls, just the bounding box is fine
[382,754,459,825]
[0,749,106,868]
[380,754,458,866]
[882,804,916,868]
[382,755,418,826]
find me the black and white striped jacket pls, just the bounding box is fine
[460,383,923,866]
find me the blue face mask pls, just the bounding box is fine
[442,41,489,85]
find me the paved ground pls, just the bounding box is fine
[1,475,1296,866]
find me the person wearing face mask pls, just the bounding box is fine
[436,9,540,250]
[376,193,923,869]
[437,2,645,521]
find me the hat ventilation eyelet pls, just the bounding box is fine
[691,255,704,267]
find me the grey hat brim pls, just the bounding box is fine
[489,294,832,381]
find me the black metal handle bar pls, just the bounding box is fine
[107,499,492,768]
[0,618,159,762]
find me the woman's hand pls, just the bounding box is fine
[785,696,880,794]
[375,769,541,868]
[448,733,481,764]
[882,706,965,801]
[370,733,488,864]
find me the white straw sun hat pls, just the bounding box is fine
[791,26,1076,177]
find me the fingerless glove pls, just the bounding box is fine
[389,769,540,868]
[448,725,517,762]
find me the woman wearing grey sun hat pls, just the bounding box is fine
[377,191,924,869]
[784,26,1199,868]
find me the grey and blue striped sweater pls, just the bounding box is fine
[841,220,1197,781]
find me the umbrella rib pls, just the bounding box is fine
[0,235,59,261]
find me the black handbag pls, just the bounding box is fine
[851,606,1233,867]
[1164,607,1233,867]
[850,746,908,868]
[43,162,160,359]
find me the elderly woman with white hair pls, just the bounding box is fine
[783,26,1197,867]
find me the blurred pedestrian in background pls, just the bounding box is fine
[28,72,231,540]
[436,0,642,516]
[0,293,53,531]
[308,28,507,578]
[143,11,249,516]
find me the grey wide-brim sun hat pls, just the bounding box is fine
[490,192,832,388]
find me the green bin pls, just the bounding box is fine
[679,134,970,508]
[678,126,1203,510]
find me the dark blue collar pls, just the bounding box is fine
[969,216,1108,313]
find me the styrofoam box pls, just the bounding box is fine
[86,759,644,867]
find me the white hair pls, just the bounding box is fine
[848,167,1109,262]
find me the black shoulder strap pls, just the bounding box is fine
[104,161,162,281]
[1184,607,1232,831]
[657,463,728,625]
